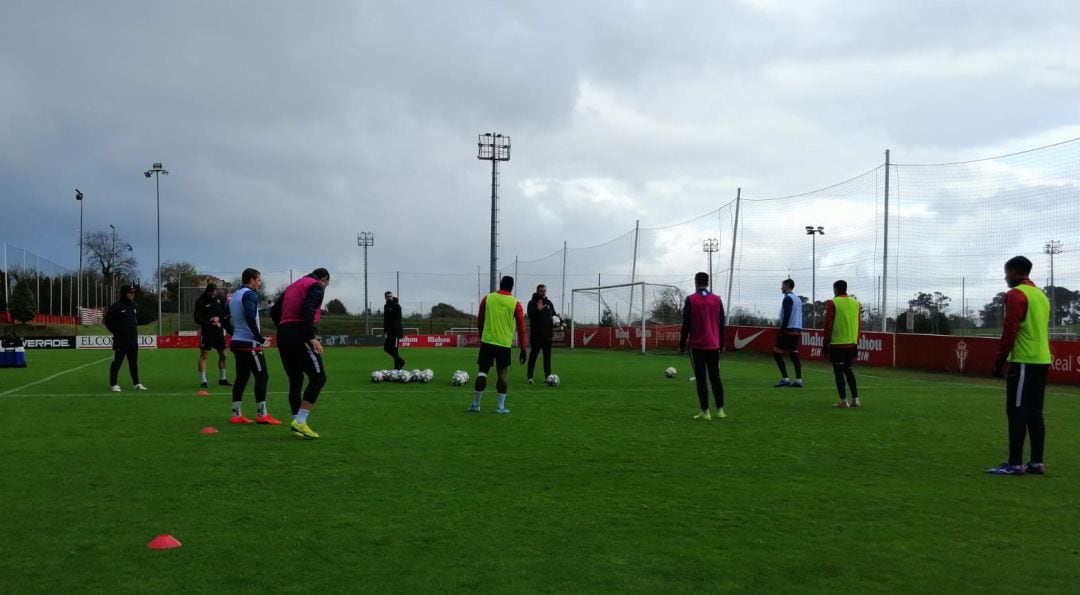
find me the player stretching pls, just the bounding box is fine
[773,278,804,388]
[194,282,232,389]
[470,276,527,414]
[823,280,860,408]
[228,268,279,425]
[274,268,330,439]
[987,256,1051,476]
[680,272,726,420]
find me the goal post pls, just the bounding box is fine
[570,281,685,354]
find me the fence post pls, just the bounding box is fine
[882,149,890,332]
[726,188,741,317]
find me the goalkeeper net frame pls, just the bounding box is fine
[569,281,683,354]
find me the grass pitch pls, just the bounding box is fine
[1,347,1079,593]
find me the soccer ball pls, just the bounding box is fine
[370,370,384,383]
[409,369,423,383]
[545,374,560,387]
[665,367,677,378]
[419,369,434,383]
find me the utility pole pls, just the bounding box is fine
[806,226,825,328]
[358,232,375,335]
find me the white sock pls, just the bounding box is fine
[497,394,506,409]
[782,377,789,382]
[219,368,228,380]
[296,409,310,424]
[257,401,267,416]
[231,402,242,416]
[199,372,207,383]
[472,392,483,407]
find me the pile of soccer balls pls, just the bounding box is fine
[371,369,434,383]
[450,370,471,386]
[544,374,560,387]
[664,366,678,378]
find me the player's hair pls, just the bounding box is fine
[1005,255,1033,276]
[833,279,848,293]
[695,272,709,287]
[311,267,330,281]
[242,268,261,284]
[782,278,794,290]
[500,276,514,291]
[536,284,546,291]
[205,282,217,293]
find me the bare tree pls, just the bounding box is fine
[83,229,137,304]
[153,260,200,303]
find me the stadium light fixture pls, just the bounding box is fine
[144,162,169,335]
[75,189,84,331]
[1045,240,1062,329]
[358,232,375,335]
[702,238,720,289]
[806,226,825,329]
[477,131,511,292]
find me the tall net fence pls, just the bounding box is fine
[1,243,80,316]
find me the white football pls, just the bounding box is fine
[545,374,560,387]
[665,366,677,378]
[370,371,384,383]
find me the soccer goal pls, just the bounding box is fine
[570,281,685,354]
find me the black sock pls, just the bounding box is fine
[843,366,857,399]
[833,366,846,400]
[773,353,788,378]
[1007,413,1027,466]
[791,354,802,379]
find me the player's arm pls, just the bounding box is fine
[302,283,325,340]
[779,295,792,332]
[194,298,207,326]
[679,296,692,353]
[477,296,487,336]
[718,297,726,352]
[822,300,836,351]
[515,302,528,362]
[994,289,1028,374]
[242,291,264,344]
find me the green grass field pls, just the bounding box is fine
[1,348,1078,593]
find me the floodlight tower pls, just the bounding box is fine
[477,132,511,292]
[358,232,374,335]
[1045,240,1063,328]
[806,226,825,328]
[144,162,168,335]
[75,189,83,325]
[702,238,719,289]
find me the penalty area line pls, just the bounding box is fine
[0,356,113,397]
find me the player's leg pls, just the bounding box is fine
[251,350,270,416]
[842,349,859,406]
[109,346,125,390]
[215,335,231,385]
[198,347,209,386]
[1000,363,1028,471]
[706,349,724,415]
[542,339,552,378]
[830,348,848,406]
[690,348,710,418]
[772,335,790,385]
[789,348,803,386]
[526,339,539,382]
[299,343,327,407]
[1024,364,1048,470]
[278,342,304,416]
[495,359,511,413]
[127,346,142,387]
[472,344,494,411]
[231,345,254,422]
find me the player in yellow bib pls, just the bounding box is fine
[987,256,1052,476]
[470,276,528,414]
[823,279,861,408]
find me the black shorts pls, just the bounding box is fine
[829,346,857,366]
[477,342,512,371]
[775,333,801,352]
[200,328,226,351]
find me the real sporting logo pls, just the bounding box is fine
[732,330,766,350]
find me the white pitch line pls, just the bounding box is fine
[0,356,113,397]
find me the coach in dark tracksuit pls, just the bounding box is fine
[526,284,558,383]
[104,284,145,391]
[383,291,406,370]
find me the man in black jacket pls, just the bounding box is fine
[104,284,147,392]
[194,282,232,389]
[526,284,559,384]
[383,291,405,370]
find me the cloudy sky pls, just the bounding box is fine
[2,0,1078,318]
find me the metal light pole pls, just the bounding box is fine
[109,224,116,302]
[702,238,719,289]
[477,132,510,292]
[806,226,825,328]
[1045,240,1062,329]
[358,232,374,335]
[75,189,83,326]
[144,162,168,335]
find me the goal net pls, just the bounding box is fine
[570,282,685,354]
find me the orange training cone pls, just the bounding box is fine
[197,390,210,396]
[200,427,218,435]
[148,534,182,550]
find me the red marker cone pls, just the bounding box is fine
[148,534,182,549]
[197,390,210,396]
[200,427,218,435]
